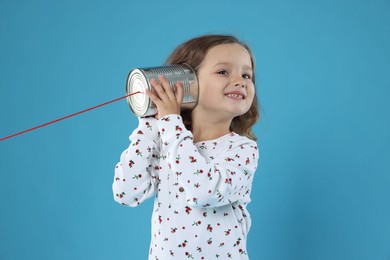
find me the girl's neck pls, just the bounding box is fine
[190,112,232,143]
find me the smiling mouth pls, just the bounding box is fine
[225,93,245,99]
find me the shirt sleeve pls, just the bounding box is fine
[156,114,259,208]
[112,117,160,207]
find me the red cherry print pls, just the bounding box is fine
[206,224,213,232]
[128,160,135,167]
[189,156,197,163]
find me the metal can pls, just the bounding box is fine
[126,64,198,117]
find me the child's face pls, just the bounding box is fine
[195,43,255,121]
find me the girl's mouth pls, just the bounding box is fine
[225,93,245,100]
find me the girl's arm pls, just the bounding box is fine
[157,114,259,208]
[112,117,160,207]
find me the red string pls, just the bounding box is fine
[0,91,142,142]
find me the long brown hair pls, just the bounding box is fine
[165,34,259,141]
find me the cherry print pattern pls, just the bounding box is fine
[113,115,259,259]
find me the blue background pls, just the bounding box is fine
[1,0,389,259]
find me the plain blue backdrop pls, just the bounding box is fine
[1,0,389,259]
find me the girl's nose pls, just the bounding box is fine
[231,72,246,88]
[234,79,246,88]
[233,74,246,88]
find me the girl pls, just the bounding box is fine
[113,34,260,259]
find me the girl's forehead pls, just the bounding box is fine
[203,44,252,67]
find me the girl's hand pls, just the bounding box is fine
[146,75,184,120]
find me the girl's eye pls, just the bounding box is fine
[243,73,252,79]
[217,70,228,75]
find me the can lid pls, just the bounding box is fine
[126,69,150,116]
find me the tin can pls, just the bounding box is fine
[126,64,198,117]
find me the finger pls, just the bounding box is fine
[158,75,176,101]
[145,88,161,105]
[150,78,168,102]
[175,81,184,104]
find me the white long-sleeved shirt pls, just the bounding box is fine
[113,114,259,259]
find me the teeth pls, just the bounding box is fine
[225,93,244,99]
